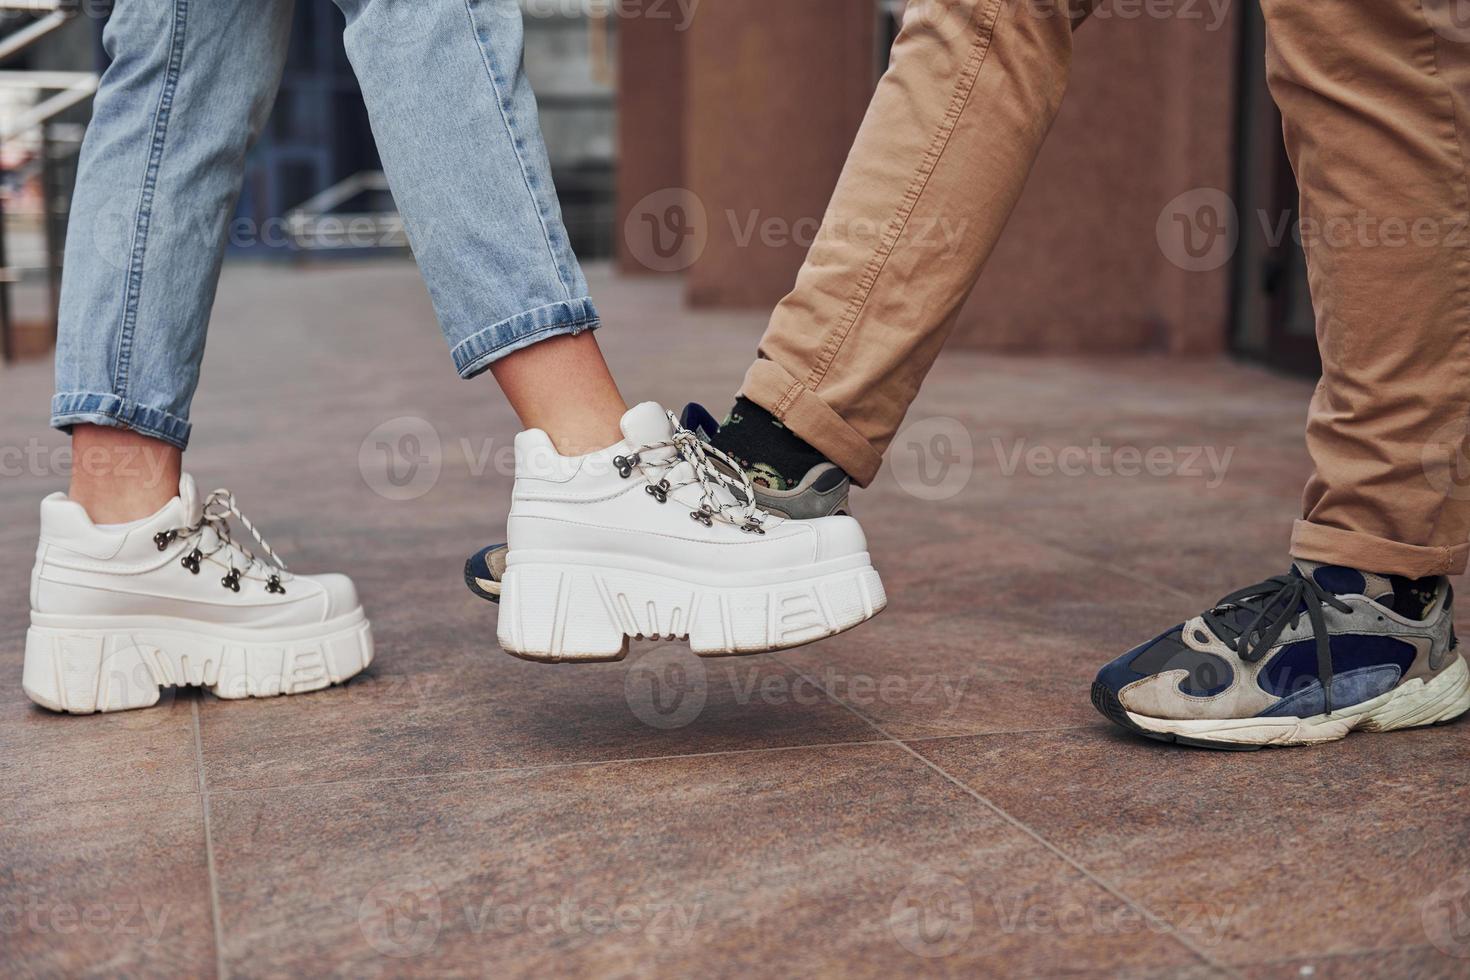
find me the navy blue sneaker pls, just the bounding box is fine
[464,543,506,604]
[1093,561,1470,748]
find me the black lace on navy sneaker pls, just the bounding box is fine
[1202,573,1352,714]
[153,488,291,594]
[612,411,769,535]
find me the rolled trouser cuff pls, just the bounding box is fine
[1291,519,1469,578]
[51,392,192,451]
[740,358,884,487]
[450,298,600,380]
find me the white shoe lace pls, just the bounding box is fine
[154,488,292,593]
[615,411,769,534]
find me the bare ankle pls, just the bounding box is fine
[490,332,627,455]
[68,424,182,524]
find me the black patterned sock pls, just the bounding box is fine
[1386,574,1445,620]
[710,397,831,491]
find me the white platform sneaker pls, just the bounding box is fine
[497,402,887,662]
[23,474,373,714]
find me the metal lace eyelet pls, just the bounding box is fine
[614,453,639,479]
[740,519,766,535]
[646,479,670,504]
[222,569,242,593]
[266,575,286,595]
[690,508,713,527]
[181,549,202,574]
[154,530,176,551]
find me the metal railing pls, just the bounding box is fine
[0,0,96,362]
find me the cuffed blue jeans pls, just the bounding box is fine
[52,0,599,450]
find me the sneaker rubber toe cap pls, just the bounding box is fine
[311,573,362,619]
[809,514,869,562]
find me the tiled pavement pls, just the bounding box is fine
[2,261,1467,978]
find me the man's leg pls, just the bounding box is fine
[27,0,376,714]
[1091,0,1470,748]
[1267,0,1470,579]
[718,0,1091,489]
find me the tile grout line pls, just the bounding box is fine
[776,656,1241,979]
[191,698,229,980]
[1023,531,1200,605]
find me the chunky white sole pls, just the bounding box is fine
[496,556,886,663]
[1120,655,1470,748]
[22,610,374,714]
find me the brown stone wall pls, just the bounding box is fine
[681,2,877,307]
[615,12,689,276]
[955,10,1240,354]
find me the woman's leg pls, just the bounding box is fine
[29,0,377,715]
[332,0,626,454]
[52,0,295,521]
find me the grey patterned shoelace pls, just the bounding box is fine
[615,412,768,534]
[153,488,292,593]
[1202,573,1351,714]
